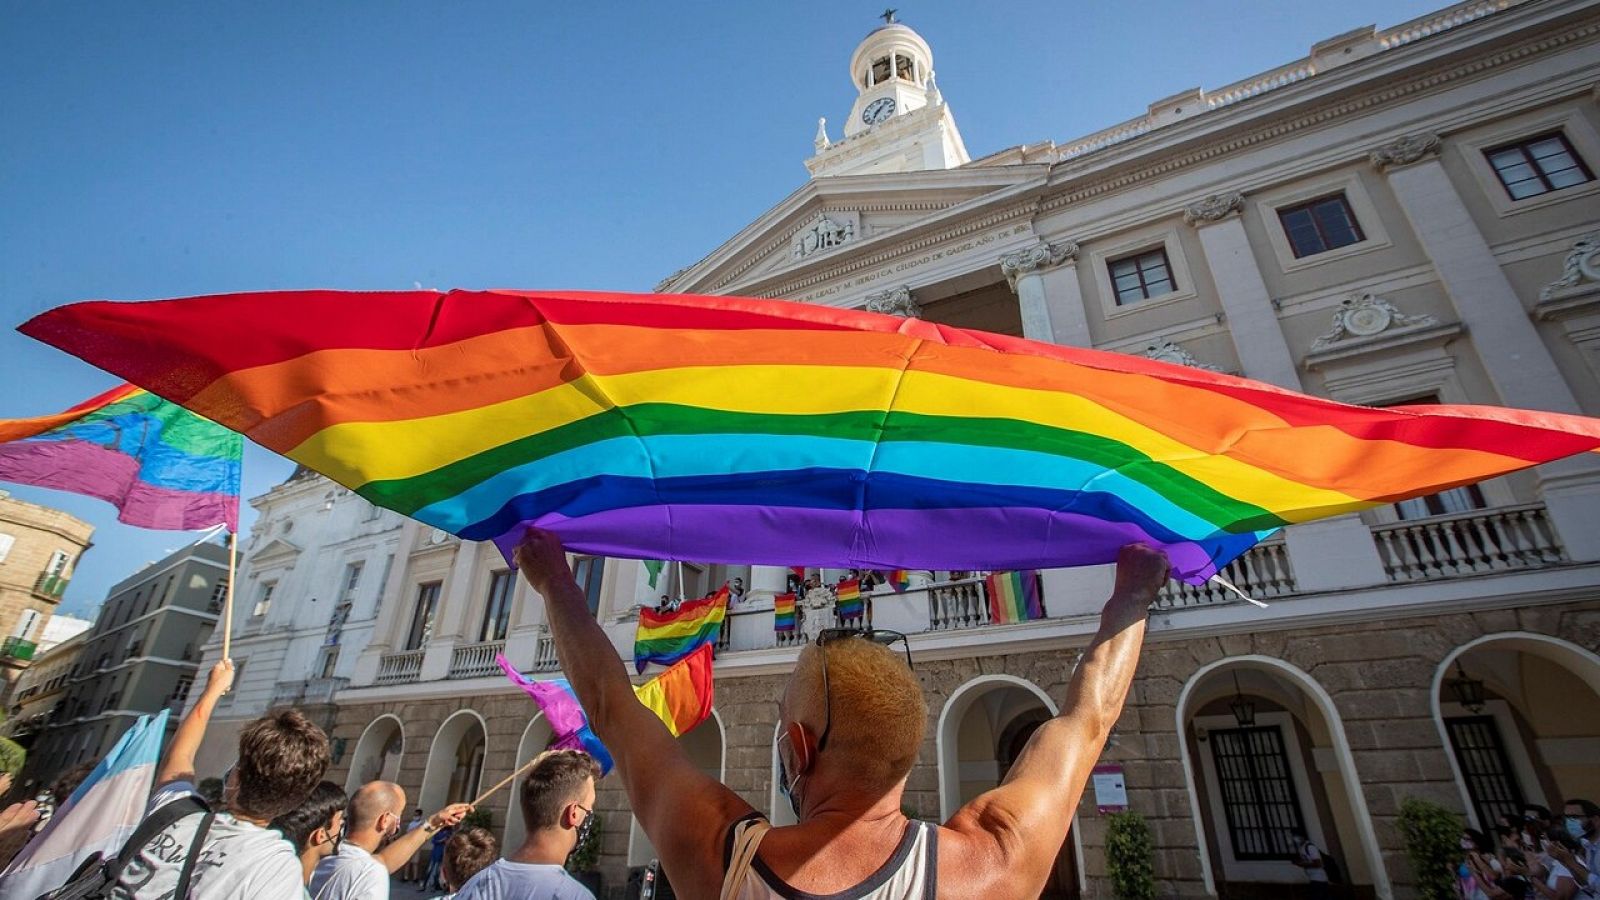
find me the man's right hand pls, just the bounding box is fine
[429,803,472,831]
[203,658,235,697]
[512,527,574,596]
[1107,543,1169,617]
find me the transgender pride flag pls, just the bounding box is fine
[0,710,171,897]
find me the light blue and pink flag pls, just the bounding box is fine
[0,383,242,531]
[0,709,171,897]
[496,655,616,775]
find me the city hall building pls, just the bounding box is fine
[183,1,1600,896]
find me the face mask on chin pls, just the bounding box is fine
[775,730,804,819]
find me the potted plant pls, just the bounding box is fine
[567,811,603,894]
[1105,810,1157,900]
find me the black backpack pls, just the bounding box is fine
[36,795,214,900]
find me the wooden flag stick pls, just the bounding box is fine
[470,752,547,808]
[221,530,237,660]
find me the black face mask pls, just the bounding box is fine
[567,806,595,865]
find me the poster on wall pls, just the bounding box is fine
[1093,763,1128,813]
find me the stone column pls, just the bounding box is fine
[1373,133,1600,561]
[749,565,789,601]
[1000,240,1091,346]
[419,539,479,681]
[1184,191,1303,389]
[350,518,421,686]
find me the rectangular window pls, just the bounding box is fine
[0,533,14,563]
[209,579,229,612]
[252,582,275,618]
[1445,715,1525,828]
[45,549,70,575]
[480,570,515,643]
[1485,131,1593,200]
[341,562,363,603]
[1209,725,1308,860]
[404,582,442,650]
[572,558,606,617]
[1107,248,1177,305]
[318,646,340,678]
[171,676,194,704]
[1278,193,1365,258]
[13,608,41,640]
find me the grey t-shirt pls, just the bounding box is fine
[112,781,306,899]
[453,859,594,899]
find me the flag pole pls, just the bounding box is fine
[221,529,237,660]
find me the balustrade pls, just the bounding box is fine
[447,640,505,679]
[1157,539,1298,608]
[531,633,561,672]
[1371,503,1565,583]
[374,649,424,685]
[927,579,992,631]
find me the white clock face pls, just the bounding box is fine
[862,97,896,125]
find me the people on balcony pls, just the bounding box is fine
[514,527,1169,898]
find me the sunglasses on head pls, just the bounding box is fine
[814,628,913,754]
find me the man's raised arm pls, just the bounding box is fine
[940,544,1168,896]
[155,658,234,789]
[512,530,750,889]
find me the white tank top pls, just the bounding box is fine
[721,815,937,900]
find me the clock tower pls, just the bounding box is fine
[806,12,970,178]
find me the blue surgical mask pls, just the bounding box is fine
[1568,817,1586,840]
[775,731,803,819]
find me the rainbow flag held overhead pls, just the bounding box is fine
[773,592,797,633]
[986,570,1045,624]
[0,383,241,531]
[835,579,863,620]
[887,570,911,593]
[21,289,1600,584]
[496,644,715,776]
[634,585,728,673]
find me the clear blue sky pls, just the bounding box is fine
[1,0,1446,616]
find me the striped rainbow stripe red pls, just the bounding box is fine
[19,289,1600,583]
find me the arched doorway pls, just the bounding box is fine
[420,710,488,812]
[627,710,725,868]
[346,715,404,793]
[1178,656,1388,900]
[1432,632,1600,830]
[502,713,555,850]
[938,675,1081,899]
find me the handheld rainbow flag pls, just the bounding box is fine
[496,644,715,775]
[0,383,242,531]
[634,585,728,673]
[986,570,1045,624]
[887,570,911,593]
[21,289,1600,583]
[835,579,864,620]
[773,592,797,633]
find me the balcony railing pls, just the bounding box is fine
[0,637,37,662]
[272,677,350,707]
[530,632,560,672]
[1371,503,1565,583]
[448,640,505,679]
[927,579,992,631]
[32,573,68,600]
[374,649,424,685]
[1157,538,1298,608]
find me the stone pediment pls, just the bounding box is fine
[250,537,302,564]
[658,165,1048,297]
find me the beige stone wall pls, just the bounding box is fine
[324,597,1600,897]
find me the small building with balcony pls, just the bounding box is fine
[0,491,93,707]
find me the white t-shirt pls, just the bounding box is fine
[1548,859,1577,890]
[112,781,306,899]
[453,859,594,899]
[1298,841,1330,883]
[311,842,390,900]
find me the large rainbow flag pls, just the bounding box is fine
[20,289,1600,583]
[496,643,715,775]
[773,592,797,633]
[0,383,242,531]
[634,586,728,673]
[986,570,1045,624]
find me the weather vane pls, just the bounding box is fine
[880,8,897,25]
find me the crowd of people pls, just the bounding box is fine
[1453,802,1600,900]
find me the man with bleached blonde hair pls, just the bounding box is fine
[515,527,1169,898]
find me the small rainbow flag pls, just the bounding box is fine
[986,570,1044,624]
[496,644,715,776]
[888,570,911,593]
[773,592,797,633]
[835,579,863,620]
[0,383,242,531]
[634,585,728,673]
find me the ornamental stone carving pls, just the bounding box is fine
[1182,191,1245,226]
[863,285,922,317]
[791,212,860,261]
[999,240,1078,290]
[1310,292,1439,351]
[1143,340,1220,371]
[1368,132,1442,172]
[1539,232,1600,302]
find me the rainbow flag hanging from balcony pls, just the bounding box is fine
[634,585,727,673]
[773,592,796,633]
[21,289,1600,584]
[986,570,1044,624]
[835,579,863,619]
[0,383,241,531]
